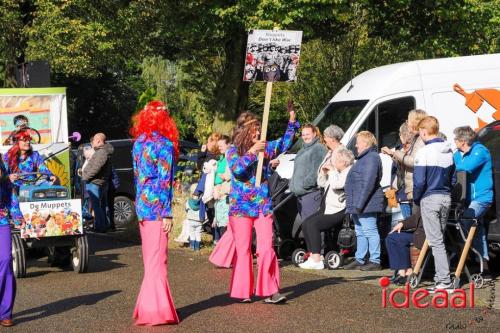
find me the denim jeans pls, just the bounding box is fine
[400,202,412,219]
[86,182,109,232]
[353,213,380,264]
[461,201,491,261]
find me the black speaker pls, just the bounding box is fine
[16,61,51,87]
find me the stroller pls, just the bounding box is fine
[268,172,356,269]
[408,171,486,289]
[290,215,356,270]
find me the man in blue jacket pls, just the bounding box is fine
[453,126,493,276]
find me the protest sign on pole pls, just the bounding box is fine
[243,29,302,186]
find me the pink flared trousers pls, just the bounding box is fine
[133,221,179,325]
[209,222,236,268]
[229,213,280,299]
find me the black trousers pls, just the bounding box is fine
[302,209,346,254]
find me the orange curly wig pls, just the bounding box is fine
[130,100,180,160]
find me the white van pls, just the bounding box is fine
[278,53,500,188]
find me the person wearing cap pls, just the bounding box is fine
[3,130,56,227]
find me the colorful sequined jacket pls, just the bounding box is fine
[2,151,53,187]
[133,133,175,221]
[227,121,299,217]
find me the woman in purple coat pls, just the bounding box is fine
[130,100,180,326]
[0,158,15,327]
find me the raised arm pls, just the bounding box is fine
[265,120,300,160]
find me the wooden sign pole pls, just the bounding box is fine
[255,81,273,187]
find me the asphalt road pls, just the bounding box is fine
[9,234,500,333]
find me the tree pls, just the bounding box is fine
[0,0,25,87]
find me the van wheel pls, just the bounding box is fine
[11,233,26,278]
[114,196,136,228]
[72,235,89,273]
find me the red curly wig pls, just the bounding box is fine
[7,130,33,173]
[130,100,180,160]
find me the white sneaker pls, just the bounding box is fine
[299,259,324,270]
[427,282,454,293]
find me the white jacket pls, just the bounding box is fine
[317,146,344,189]
[323,165,351,215]
[202,159,218,204]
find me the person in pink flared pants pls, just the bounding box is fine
[209,222,235,268]
[225,103,299,303]
[130,100,180,325]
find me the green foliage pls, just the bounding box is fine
[0,0,24,87]
[24,0,117,77]
[0,0,498,142]
[136,87,158,112]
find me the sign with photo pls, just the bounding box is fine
[243,29,303,82]
[19,199,83,238]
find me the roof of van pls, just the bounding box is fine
[330,53,500,103]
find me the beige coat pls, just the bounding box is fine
[317,146,344,189]
[322,166,350,215]
[391,135,425,200]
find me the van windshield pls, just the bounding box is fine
[288,100,368,153]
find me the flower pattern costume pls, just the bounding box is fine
[131,100,179,326]
[227,119,299,300]
[3,151,54,226]
[133,133,174,221]
[226,120,299,217]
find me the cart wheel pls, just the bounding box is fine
[408,273,420,289]
[452,276,461,289]
[324,251,342,270]
[11,233,26,278]
[72,235,89,273]
[291,248,307,266]
[470,273,484,289]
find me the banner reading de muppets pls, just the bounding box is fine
[19,199,83,238]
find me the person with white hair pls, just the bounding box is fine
[299,148,354,270]
[317,124,345,189]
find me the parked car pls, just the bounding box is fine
[74,139,200,230]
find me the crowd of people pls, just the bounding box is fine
[190,108,493,287]
[0,98,494,327]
